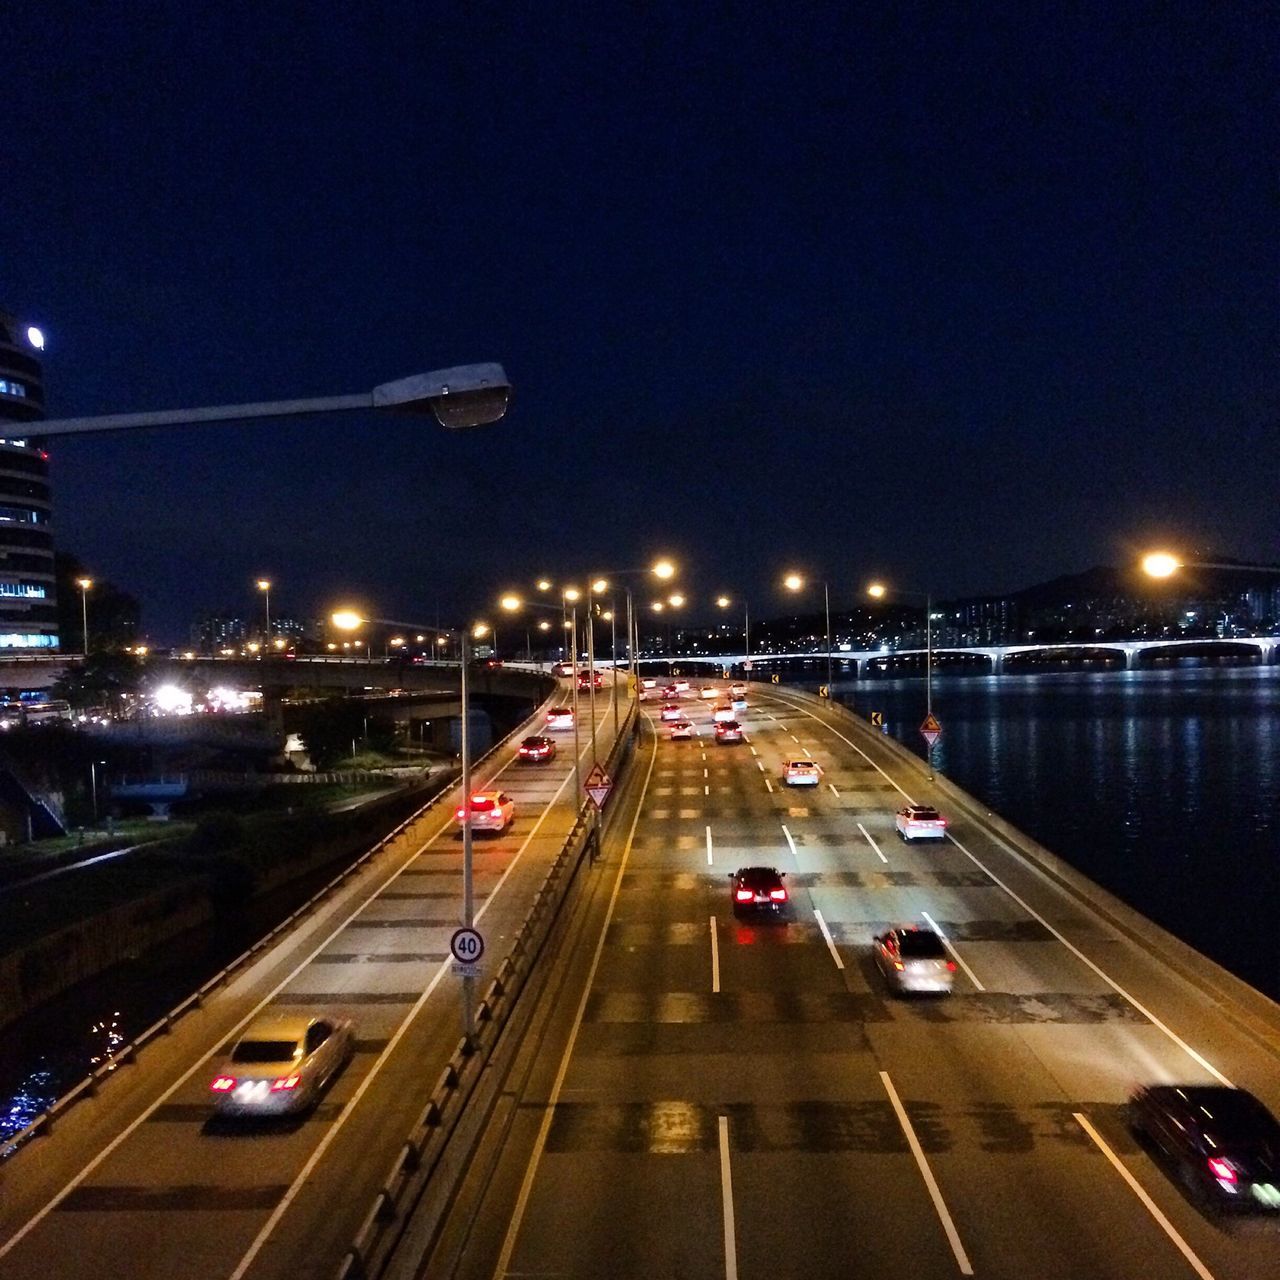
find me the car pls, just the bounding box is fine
[638,687,653,701]
[730,866,789,917]
[669,719,696,739]
[455,790,515,833]
[545,706,575,730]
[641,677,658,689]
[517,735,557,763]
[731,693,748,709]
[660,703,682,722]
[783,758,821,786]
[699,686,719,700]
[712,703,736,722]
[552,661,574,677]
[210,1013,354,1116]
[715,719,743,743]
[577,671,604,689]
[895,805,948,841]
[730,682,747,698]
[872,926,956,995]
[1129,1085,1280,1211]
[673,679,691,693]
[661,683,680,698]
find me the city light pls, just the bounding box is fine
[783,573,804,591]
[26,327,44,350]
[867,582,887,599]
[1142,552,1181,579]
[653,559,676,580]
[331,610,363,631]
[500,595,522,611]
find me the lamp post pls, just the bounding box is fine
[256,578,272,642]
[868,580,935,774]
[717,594,750,677]
[784,572,832,694]
[75,576,93,658]
[89,759,106,823]
[333,607,484,1044]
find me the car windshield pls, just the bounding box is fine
[232,1038,299,1063]
[897,932,947,958]
[791,761,814,770]
[738,868,781,889]
[1186,1090,1280,1141]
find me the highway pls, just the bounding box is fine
[420,684,1280,1280]
[0,678,626,1280]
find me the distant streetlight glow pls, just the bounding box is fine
[26,326,44,351]
[500,594,522,611]
[716,595,730,608]
[867,582,887,599]
[537,579,552,592]
[591,578,609,594]
[783,573,804,592]
[651,601,664,613]
[653,559,676,580]
[668,594,685,607]
[1142,552,1182,579]
[563,587,581,603]
[331,610,364,632]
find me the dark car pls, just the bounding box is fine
[1129,1084,1280,1211]
[517,734,557,763]
[730,866,788,918]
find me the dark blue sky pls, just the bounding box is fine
[6,3,1276,639]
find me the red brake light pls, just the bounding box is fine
[455,807,467,819]
[271,1075,301,1092]
[946,960,957,972]
[210,1076,236,1092]
[1208,1157,1237,1185]
[769,888,787,901]
[735,888,754,902]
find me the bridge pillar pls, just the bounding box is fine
[990,652,1002,676]
[262,689,286,740]
[1125,647,1139,670]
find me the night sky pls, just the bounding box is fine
[6,4,1276,641]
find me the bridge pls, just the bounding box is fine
[2,671,1278,1280]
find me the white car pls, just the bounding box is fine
[210,1014,354,1116]
[553,661,574,677]
[730,682,747,698]
[783,758,821,786]
[545,706,575,730]
[673,679,691,693]
[641,677,657,689]
[660,703,683,722]
[456,790,515,832]
[895,805,948,841]
[669,719,696,739]
[699,686,719,700]
[712,704,736,722]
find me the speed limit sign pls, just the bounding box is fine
[450,927,485,965]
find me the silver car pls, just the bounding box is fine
[873,926,956,995]
[210,1013,354,1116]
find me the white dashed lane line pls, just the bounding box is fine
[813,909,845,970]
[858,821,888,864]
[921,910,985,992]
[706,825,714,865]
[827,782,840,797]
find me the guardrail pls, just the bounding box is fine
[335,700,640,1280]
[0,679,558,1164]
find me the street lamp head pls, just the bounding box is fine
[256,578,271,592]
[591,578,609,594]
[867,582,887,599]
[500,594,523,612]
[76,577,93,591]
[783,573,804,592]
[331,610,364,632]
[415,634,425,642]
[472,623,490,638]
[563,587,581,603]
[538,619,551,631]
[651,601,665,613]
[437,635,449,645]
[536,579,552,592]
[372,363,511,429]
[601,610,613,621]
[716,595,730,608]
[1142,552,1182,579]
[668,594,685,608]
[389,636,405,647]
[652,559,676,580]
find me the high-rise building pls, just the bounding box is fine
[0,310,58,649]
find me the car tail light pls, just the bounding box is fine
[893,961,905,971]
[769,888,787,901]
[271,1075,302,1092]
[1208,1157,1237,1186]
[735,888,754,902]
[210,1076,236,1092]
[946,960,957,971]
[455,807,467,819]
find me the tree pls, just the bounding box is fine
[55,552,141,653]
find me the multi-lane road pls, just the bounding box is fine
[0,678,626,1280]
[422,685,1280,1280]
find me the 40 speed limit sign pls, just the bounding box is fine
[450,927,485,976]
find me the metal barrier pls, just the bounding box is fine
[0,680,559,1163]
[334,701,640,1280]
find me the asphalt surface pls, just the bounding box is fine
[422,684,1280,1280]
[0,678,628,1280]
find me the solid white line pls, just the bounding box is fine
[946,832,1231,1085]
[828,782,840,797]
[781,824,798,858]
[921,910,985,992]
[710,917,721,993]
[858,821,889,864]
[1074,1113,1217,1280]
[880,1071,973,1275]
[719,1115,739,1280]
[706,825,714,866]
[493,721,659,1278]
[813,909,845,970]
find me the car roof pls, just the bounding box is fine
[522,734,551,742]
[734,865,784,881]
[239,1013,319,1041]
[786,758,816,766]
[1144,1086,1280,1132]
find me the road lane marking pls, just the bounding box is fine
[764,777,773,792]
[858,821,889,864]
[749,746,758,756]
[921,910,984,992]
[704,768,708,778]
[756,760,765,771]
[781,825,798,858]
[705,785,710,795]
[946,832,1232,1086]
[827,782,840,797]
[880,1072,974,1275]
[1074,1113,1217,1280]
[813,909,844,969]
[710,917,721,993]
[494,718,659,1278]
[790,733,800,742]
[719,1115,739,1280]
[706,825,714,865]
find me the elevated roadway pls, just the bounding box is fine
[0,676,629,1280]
[418,685,1280,1280]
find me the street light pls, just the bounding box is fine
[784,572,832,694]
[867,579,936,774]
[333,606,484,1045]
[1140,551,1280,578]
[75,576,93,658]
[256,578,272,641]
[32,363,513,437]
[717,594,751,676]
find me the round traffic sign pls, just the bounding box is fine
[450,927,485,964]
